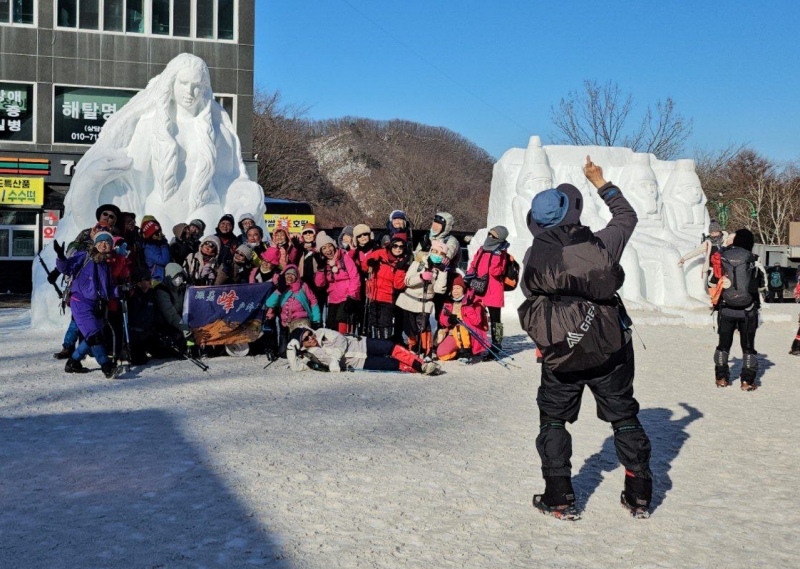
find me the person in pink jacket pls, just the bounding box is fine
[436,275,489,362]
[466,225,509,350]
[314,231,361,334]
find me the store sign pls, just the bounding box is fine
[43,209,60,244]
[53,86,137,145]
[0,177,44,206]
[264,214,316,234]
[0,82,35,142]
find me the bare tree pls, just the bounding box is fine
[550,80,693,160]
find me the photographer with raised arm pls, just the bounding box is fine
[519,156,652,520]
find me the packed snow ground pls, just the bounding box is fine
[1,305,799,569]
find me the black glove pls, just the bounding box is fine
[447,314,458,326]
[276,274,287,293]
[47,268,62,285]
[344,297,358,314]
[53,240,66,260]
[366,258,380,270]
[396,255,411,271]
[311,321,321,330]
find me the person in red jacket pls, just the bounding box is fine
[363,235,410,339]
[436,275,489,362]
[467,225,509,351]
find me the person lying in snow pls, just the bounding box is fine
[286,326,441,375]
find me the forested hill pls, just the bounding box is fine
[252,95,494,230]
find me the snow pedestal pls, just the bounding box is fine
[31,54,265,330]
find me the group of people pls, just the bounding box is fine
[48,204,516,378]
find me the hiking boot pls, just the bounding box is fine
[740,381,757,392]
[53,346,74,360]
[715,378,729,388]
[101,361,123,379]
[64,358,89,374]
[621,470,651,519]
[533,477,579,521]
[421,361,441,376]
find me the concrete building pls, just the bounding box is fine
[0,0,255,291]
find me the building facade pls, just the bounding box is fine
[0,0,255,292]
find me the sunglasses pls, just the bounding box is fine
[356,233,370,239]
[391,243,405,250]
[100,211,117,220]
[301,332,314,343]
[302,230,315,235]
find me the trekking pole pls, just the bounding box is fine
[160,333,210,372]
[442,308,516,368]
[444,307,516,361]
[37,254,64,299]
[120,298,132,368]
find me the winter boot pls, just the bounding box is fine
[714,349,730,387]
[790,335,800,356]
[491,322,504,350]
[64,358,89,374]
[53,345,74,359]
[533,476,579,521]
[740,352,758,391]
[101,361,123,379]
[621,470,652,519]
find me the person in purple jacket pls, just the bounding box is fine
[54,231,123,378]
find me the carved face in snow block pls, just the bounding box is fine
[622,153,662,221]
[173,64,211,116]
[665,160,703,206]
[515,136,554,200]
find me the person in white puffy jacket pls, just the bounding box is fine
[286,326,440,375]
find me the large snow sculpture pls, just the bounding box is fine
[472,138,711,314]
[31,53,265,329]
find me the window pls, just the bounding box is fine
[214,94,235,127]
[55,0,236,40]
[0,211,38,259]
[1,0,35,24]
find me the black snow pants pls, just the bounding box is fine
[536,340,651,478]
[715,308,759,382]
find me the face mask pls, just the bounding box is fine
[429,254,443,265]
[172,276,185,287]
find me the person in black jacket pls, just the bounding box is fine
[521,156,652,520]
[711,229,765,390]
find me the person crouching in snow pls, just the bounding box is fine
[53,231,123,379]
[363,235,410,340]
[286,326,441,375]
[436,275,489,362]
[397,240,449,357]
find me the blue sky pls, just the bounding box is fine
[255,1,799,162]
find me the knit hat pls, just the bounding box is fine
[94,231,114,245]
[165,263,184,280]
[430,239,448,255]
[283,264,299,278]
[390,234,408,246]
[260,248,281,265]
[732,228,755,251]
[189,219,206,233]
[95,204,121,221]
[531,189,569,228]
[173,223,188,240]
[451,274,465,291]
[301,222,318,235]
[353,224,371,238]
[708,220,723,234]
[390,210,407,221]
[218,214,235,228]
[289,325,313,345]
[141,215,156,224]
[142,219,161,239]
[200,235,221,251]
[235,244,253,258]
[316,231,337,250]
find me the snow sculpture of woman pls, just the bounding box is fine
[60,53,264,242]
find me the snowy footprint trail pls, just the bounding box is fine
[1,306,799,568]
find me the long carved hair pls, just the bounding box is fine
[92,54,218,209]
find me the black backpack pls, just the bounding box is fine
[518,226,627,373]
[719,247,757,309]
